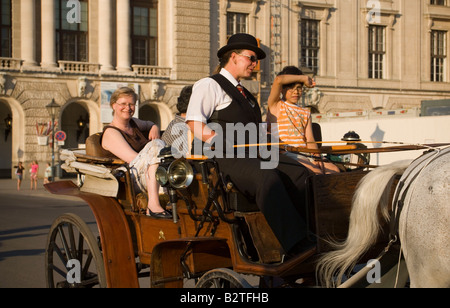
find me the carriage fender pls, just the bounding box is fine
[150,237,232,288]
[45,181,139,288]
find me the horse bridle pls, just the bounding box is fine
[388,147,449,247]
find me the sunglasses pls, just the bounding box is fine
[287,85,304,93]
[237,53,258,63]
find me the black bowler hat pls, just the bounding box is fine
[217,33,266,60]
[342,131,361,142]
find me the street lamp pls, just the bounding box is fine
[4,114,12,142]
[76,115,87,142]
[46,99,60,181]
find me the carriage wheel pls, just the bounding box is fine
[45,213,106,288]
[195,268,252,288]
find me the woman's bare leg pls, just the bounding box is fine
[146,164,165,214]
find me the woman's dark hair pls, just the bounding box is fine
[277,66,304,90]
[177,85,193,114]
[278,66,303,76]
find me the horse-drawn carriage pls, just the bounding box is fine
[44,133,450,288]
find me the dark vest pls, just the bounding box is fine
[208,74,262,151]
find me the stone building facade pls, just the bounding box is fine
[0,0,211,177]
[1,0,449,177]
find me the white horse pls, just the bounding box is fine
[317,147,450,288]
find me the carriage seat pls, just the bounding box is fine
[85,133,119,160]
[85,133,105,157]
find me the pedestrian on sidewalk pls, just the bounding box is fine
[44,162,52,184]
[30,161,39,190]
[14,162,25,191]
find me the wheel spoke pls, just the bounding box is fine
[58,225,74,261]
[81,251,94,279]
[49,263,68,279]
[68,223,77,259]
[77,232,84,262]
[51,241,68,266]
[79,276,99,288]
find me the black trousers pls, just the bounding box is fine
[215,154,311,252]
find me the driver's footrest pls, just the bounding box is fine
[228,190,260,212]
[242,212,284,264]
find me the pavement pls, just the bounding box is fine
[0,177,151,288]
[0,178,79,201]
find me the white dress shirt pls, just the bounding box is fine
[185,68,239,124]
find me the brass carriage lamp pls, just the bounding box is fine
[46,99,61,180]
[4,114,12,142]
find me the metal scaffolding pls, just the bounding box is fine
[270,0,282,84]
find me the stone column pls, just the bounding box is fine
[21,0,37,67]
[41,0,57,68]
[98,0,114,72]
[116,0,131,72]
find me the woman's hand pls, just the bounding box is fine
[148,124,161,140]
[302,76,316,88]
[312,156,325,174]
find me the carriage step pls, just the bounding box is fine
[242,212,284,264]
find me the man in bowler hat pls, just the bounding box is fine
[185,33,315,255]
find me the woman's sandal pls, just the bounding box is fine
[146,209,173,219]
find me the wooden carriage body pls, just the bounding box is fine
[45,134,420,288]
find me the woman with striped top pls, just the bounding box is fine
[267,66,340,174]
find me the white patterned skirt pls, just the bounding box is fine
[128,139,166,193]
